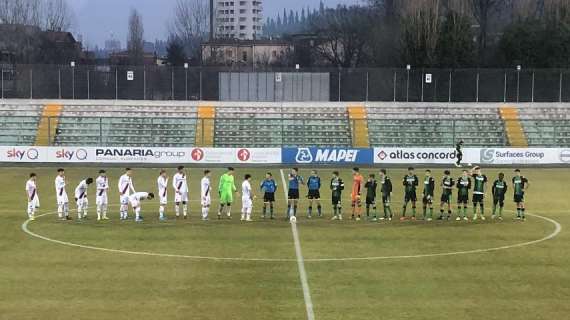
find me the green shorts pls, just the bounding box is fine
[220,191,233,204]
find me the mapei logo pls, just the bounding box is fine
[237,148,251,162]
[295,148,313,163]
[6,148,39,160]
[191,148,204,161]
[480,148,495,164]
[55,148,88,161]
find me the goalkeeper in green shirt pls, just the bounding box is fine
[218,167,237,219]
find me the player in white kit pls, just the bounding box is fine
[129,192,154,222]
[55,168,70,220]
[118,168,135,220]
[25,173,40,220]
[74,178,93,220]
[172,166,189,219]
[241,174,255,222]
[201,170,212,221]
[95,170,109,221]
[157,169,168,221]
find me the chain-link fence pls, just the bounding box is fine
[3,64,570,102]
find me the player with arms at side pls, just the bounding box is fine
[74,177,93,220]
[330,171,345,220]
[201,170,211,221]
[438,170,454,220]
[129,192,154,222]
[402,167,419,221]
[364,174,378,221]
[260,172,277,219]
[455,140,464,167]
[306,170,322,218]
[218,167,237,219]
[491,172,507,220]
[96,170,109,221]
[351,168,363,221]
[456,170,471,221]
[287,168,303,219]
[379,169,393,221]
[55,168,70,220]
[157,170,168,221]
[173,166,189,219]
[513,169,529,221]
[118,168,135,220]
[25,173,39,220]
[471,166,488,220]
[241,174,255,222]
[422,170,435,221]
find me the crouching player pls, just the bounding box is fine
[513,169,529,221]
[491,172,507,220]
[25,173,40,220]
[438,170,454,220]
[96,170,109,221]
[241,174,254,222]
[129,192,154,222]
[330,171,345,220]
[379,169,393,221]
[157,170,168,221]
[75,178,93,220]
[260,172,277,219]
[55,168,70,220]
[201,170,211,221]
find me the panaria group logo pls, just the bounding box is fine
[191,148,205,161]
[237,148,251,161]
[55,148,88,161]
[6,148,39,160]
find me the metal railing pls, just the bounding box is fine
[3,65,570,102]
[2,115,569,147]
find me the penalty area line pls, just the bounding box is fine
[280,169,315,320]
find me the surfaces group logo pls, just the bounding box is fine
[237,148,251,162]
[480,148,495,164]
[6,148,39,161]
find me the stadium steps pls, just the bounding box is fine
[196,106,216,147]
[500,106,528,147]
[35,104,62,146]
[348,105,369,147]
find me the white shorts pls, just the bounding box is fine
[57,193,68,205]
[76,197,88,209]
[129,198,140,208]
[28,197,40,209]
[159,196,167,205]
[242,198,252,209]
[96,194,108,206]
[201,196,211,207]
[120,194,130,205]
[175,192,189,203]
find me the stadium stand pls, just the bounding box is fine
[1,100,569,147]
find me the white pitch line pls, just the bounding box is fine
[280,169,315,320]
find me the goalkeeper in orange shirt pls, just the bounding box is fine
[351,167,363,221]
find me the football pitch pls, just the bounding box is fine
[1,166,569,320]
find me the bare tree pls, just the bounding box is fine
[468,0,504,62]
[399,0,441,66]
[170,0,209,58]
[127,8,144,65]
[44,0,72,31]
[0,0,42,25]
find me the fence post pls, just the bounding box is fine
[448,70,452,103]
[406,68,410,102]
[143,67,147,100]
[476,71,479,103]
[185,68,188,100]
[531,71,535,103]
[452,120,456,144]
[115,67,118,100]
[29,69,33,99]
[503,72,507,103]
[72,67,75,100]
[99,117,103,145]
[338,70,341,102]
[393,70,396,102]
[1,67,3,99]
[559,71,563,103]
[199,69,203,100]
[47,117,51,146]
[365,71,369,102]
[58,68,61,99]
[421,70,424,102]
[87,69,90,100]
[171,68,174,100]
[516,69,520,102]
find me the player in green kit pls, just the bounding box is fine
[401,167,419,221]
[422,170,435,221]
[491,172,508,220]
[330,171,345,220]
[218,167,237,219]
[379,169,393,221]
[364,174,378,221]
[512,169,529,221]
[438,170,454,220]
[471,166,488,221]
[456,170,471,221]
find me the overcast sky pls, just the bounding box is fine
[70,0,361,48]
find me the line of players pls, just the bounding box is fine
[24,165,529,222]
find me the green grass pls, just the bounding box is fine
[1,166,569,320]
